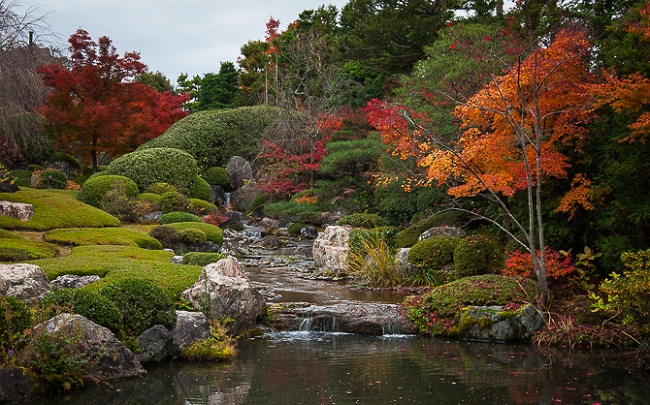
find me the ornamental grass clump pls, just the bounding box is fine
[348,228,403,287]
[179,319,236,362]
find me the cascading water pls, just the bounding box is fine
[298,316,340,333]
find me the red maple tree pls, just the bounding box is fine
[38,29,188,171]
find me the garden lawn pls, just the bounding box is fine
[0,188,120,230]
[30,245,202,298]
[44,227,162,249]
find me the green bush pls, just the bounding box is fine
[0,189,120,230]
[0,296,33,350]
[136,192,163,209]
[166,222,223,244]
[182,252,227,266]
[44,227,163,250]
[287,222,307,236]
[159,211,203,225]
[408,236,460,273]
[80,175,139,208]
[37,169,67,190]
[149,225,181,249]
[41,289,123,333]
[396,211,466,248]
[159,191,190,213]
[103,147,198,193]
[189,175,212,201]
[146,182,178,195]
[178,228,208,245]
[139,106,281,168]
[99,279,177,337]
[405,274,540,336]
[338,213,388,228]
[8,169,32,187]
[202,166,231,188]
[100,184,152,222]
[453,234,504,277]
[188,198,217,215]
[0,238,59,262]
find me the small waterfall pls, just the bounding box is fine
[224,192,232,208]
[243,224,262,238]
[381,321,397,335]
[298,316,340,332]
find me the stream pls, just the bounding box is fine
[34,239,650,404]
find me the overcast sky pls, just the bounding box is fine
[23,0,350,84]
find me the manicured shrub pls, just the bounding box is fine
[0,238,59,262]
[36,169,67,190]
[338,213,389,229]
[0,188,120,230]
[0,296,33,350]
[159,211,203,225]
[166,222,223,244]
[136,192,162,210]
[139,106,281,168]
[100,183,152,222]
[202,166,231,189]
[159,191,190,213]
[41,289,123,333]
[99,279,177,337]
[404,274,540,336]
[44,227,163,250]
[453,234,504,277]
[408,236,460,273]
[182,252,227,266]
[178,228,208,245]
[103,147,198,193]
[80,174,139,208]
[188,198,217,215]
[146,182,178,195]
[149,225,181,249]
[189,175,212,201]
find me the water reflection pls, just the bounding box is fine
[37,333,650,405]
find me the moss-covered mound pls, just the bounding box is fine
[165,222,223,244]
[30,245,202,299]
[43,227,163,249]
[139,106,281,168]
[0,189,120,230]
[0,238,59,262]
[404,274,539,336]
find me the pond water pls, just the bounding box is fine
[30,245,650,404]
[39,332,649,405]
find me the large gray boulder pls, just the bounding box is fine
[231,183,264,212]
[0,201,34,221]
[171,310,211,350]
[226,156,253,190]
[0,263,51,303]
[50,274,100,290]
[0,367,34,403]
[456,304,544,342]
[312,226,351,274]
[33,313,145,382]
[181,257,264,335]
[137,325,177,363]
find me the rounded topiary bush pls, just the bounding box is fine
[166,222,223,244]
[99,278,177,337]
[37,168,67,189]
[41,289,123,333]
[159,191,190,213]
[338,213,389,228]
[188,198,217,215]
[103,147,198,193]
[149,225,181,249]
[137,192,162,209]
[146,182,178,195]
[0,296,33,349]
[189,175,212,201]
[453,234,504,277]
[178,228,207,245]
[80,174,139,207]
[182,252,227,266]
[408,236,461,273]
[159,211,203,225]
[202,166,231,189]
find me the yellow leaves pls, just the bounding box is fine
[556,173,594,220]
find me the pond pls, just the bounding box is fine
[39,332,649,405]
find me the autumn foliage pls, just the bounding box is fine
[38,29,188,170]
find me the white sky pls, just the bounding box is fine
[22,0,350,84]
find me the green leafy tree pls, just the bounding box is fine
[136,70,174,93]
[198,62,239,110]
